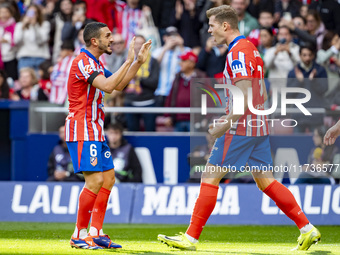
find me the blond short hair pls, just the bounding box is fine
[20,67,38,85]
[206,5,238,30]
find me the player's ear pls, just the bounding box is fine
[222,21,229,32]
[91,38,98,47]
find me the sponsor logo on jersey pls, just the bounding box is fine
[104,151,111,158]
[90,157,97,167]
[231,59,245,74]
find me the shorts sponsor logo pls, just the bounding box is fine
[104,151,111,158]
[90,157,97,167]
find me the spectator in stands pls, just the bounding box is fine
[310,0,340,36]
[47,125,84,182]
[299,4,308,19]
[317,31,340,97]
[105,33,128,73]
[106,123,142,183]
[281,10,325,50]
[247,10,275,48]
[49,41,75,105]
[196,35,227,78]
[170,0,202,49]
[14,4,51,73]
[278,16,307,46]
[152,26,190,107]
[287,43,328,133]
[15,67,38,100]
[124,35,159,131]
[304,10,326,50]
[37,60,52,101]
[49,0,73,64]
[41,0,56,20]
[274,0,301,24]
[164,51,206,132]
[231,0,259,37]
[258,27,274,56]
[247,0,274,19]
[295,126,339,184]
[114,0,144,45]
[264,26,300,87]
[61,0,92,45]
[0,0,20,22]
[0,3,17,81]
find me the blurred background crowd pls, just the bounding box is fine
[0,0,340,134]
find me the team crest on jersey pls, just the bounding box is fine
[231,59,246,74]
[84,65,93,74]
[90,157,97,167]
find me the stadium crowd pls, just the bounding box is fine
[0,0,340,133]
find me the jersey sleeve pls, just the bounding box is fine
[104,68,112,78]
[227,50,256,82]
[75,57,103,85]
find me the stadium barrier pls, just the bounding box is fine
[2,182,340,225]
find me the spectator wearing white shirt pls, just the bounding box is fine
[152,26,190,106]
[14,4,50,74]
[264,26,300,89]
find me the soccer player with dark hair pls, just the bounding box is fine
[66,22,151,249]
[158,5,320,251]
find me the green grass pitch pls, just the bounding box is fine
[0,222,339,255]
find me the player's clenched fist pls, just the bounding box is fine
[137,39,152,64]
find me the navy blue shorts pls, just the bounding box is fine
[208,134,272,171]
[67,141,114,174]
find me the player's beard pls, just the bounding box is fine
[98,39,112,55]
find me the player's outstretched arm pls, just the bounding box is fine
[324,120,340,145]
[114,39,152,91]
[209,80,251,139]
[91,37,136,93]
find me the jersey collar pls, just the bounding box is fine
[227,35,246,54]
[80,48,100,64]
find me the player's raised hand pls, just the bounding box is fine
[324,121,340,145]
[127,37,136,63]
[137,39,152,64]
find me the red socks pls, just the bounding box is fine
[263,180,309,229]
[90,187,111,235]
[76,188,97,232]
[186,183,219,239]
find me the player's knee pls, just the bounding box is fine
[109,174,116,186]
[201,177,220,186]
[87,175,104,193]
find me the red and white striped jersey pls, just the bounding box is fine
[119,6,143,45]
[65,48,112,142]
[49,55,74,105]
[223,36,269,136]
